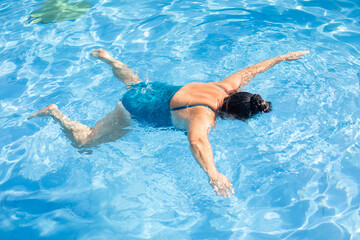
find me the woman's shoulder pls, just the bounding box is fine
[182,82,220,89]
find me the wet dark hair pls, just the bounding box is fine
[219,92,272,120]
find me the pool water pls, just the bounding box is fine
[1,0,360,239]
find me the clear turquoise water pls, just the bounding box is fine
[1,0,360,239]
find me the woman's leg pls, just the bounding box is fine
[87,102,131,146]
[28,102,131,147]
[91,49,142,85]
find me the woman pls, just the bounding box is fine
[29,49,309,197]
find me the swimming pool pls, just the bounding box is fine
[1,0,359,239]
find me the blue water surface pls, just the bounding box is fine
[1,0,360,239]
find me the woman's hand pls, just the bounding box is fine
[209,172,235,198]
[281,51,309,61]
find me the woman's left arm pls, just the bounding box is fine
[218,51,309,91]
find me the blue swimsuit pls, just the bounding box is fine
[122,82,228,127]
[122,82,181,127]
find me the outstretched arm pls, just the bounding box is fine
[187,116,234,198]
[218,51,309,91]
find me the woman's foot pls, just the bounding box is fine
[91,49,116,64]
[28,104,58,119]
[90,48,141,84]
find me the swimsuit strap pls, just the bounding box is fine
[213,84,230,95]
[170,104,215,113]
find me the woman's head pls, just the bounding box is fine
[219,92,271,120]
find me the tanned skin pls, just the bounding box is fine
[29,50,309,197]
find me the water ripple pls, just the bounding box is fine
[0,0,360,239]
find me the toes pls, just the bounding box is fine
[27,111,44,119]
[91,48,108,59]
[90,49,103,58]
[28,104,57,120]
[27,113,37,120]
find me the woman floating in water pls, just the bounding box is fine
[29,49,309,197]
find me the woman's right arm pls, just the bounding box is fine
[187,114,234,198]
[218,51,309,91]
